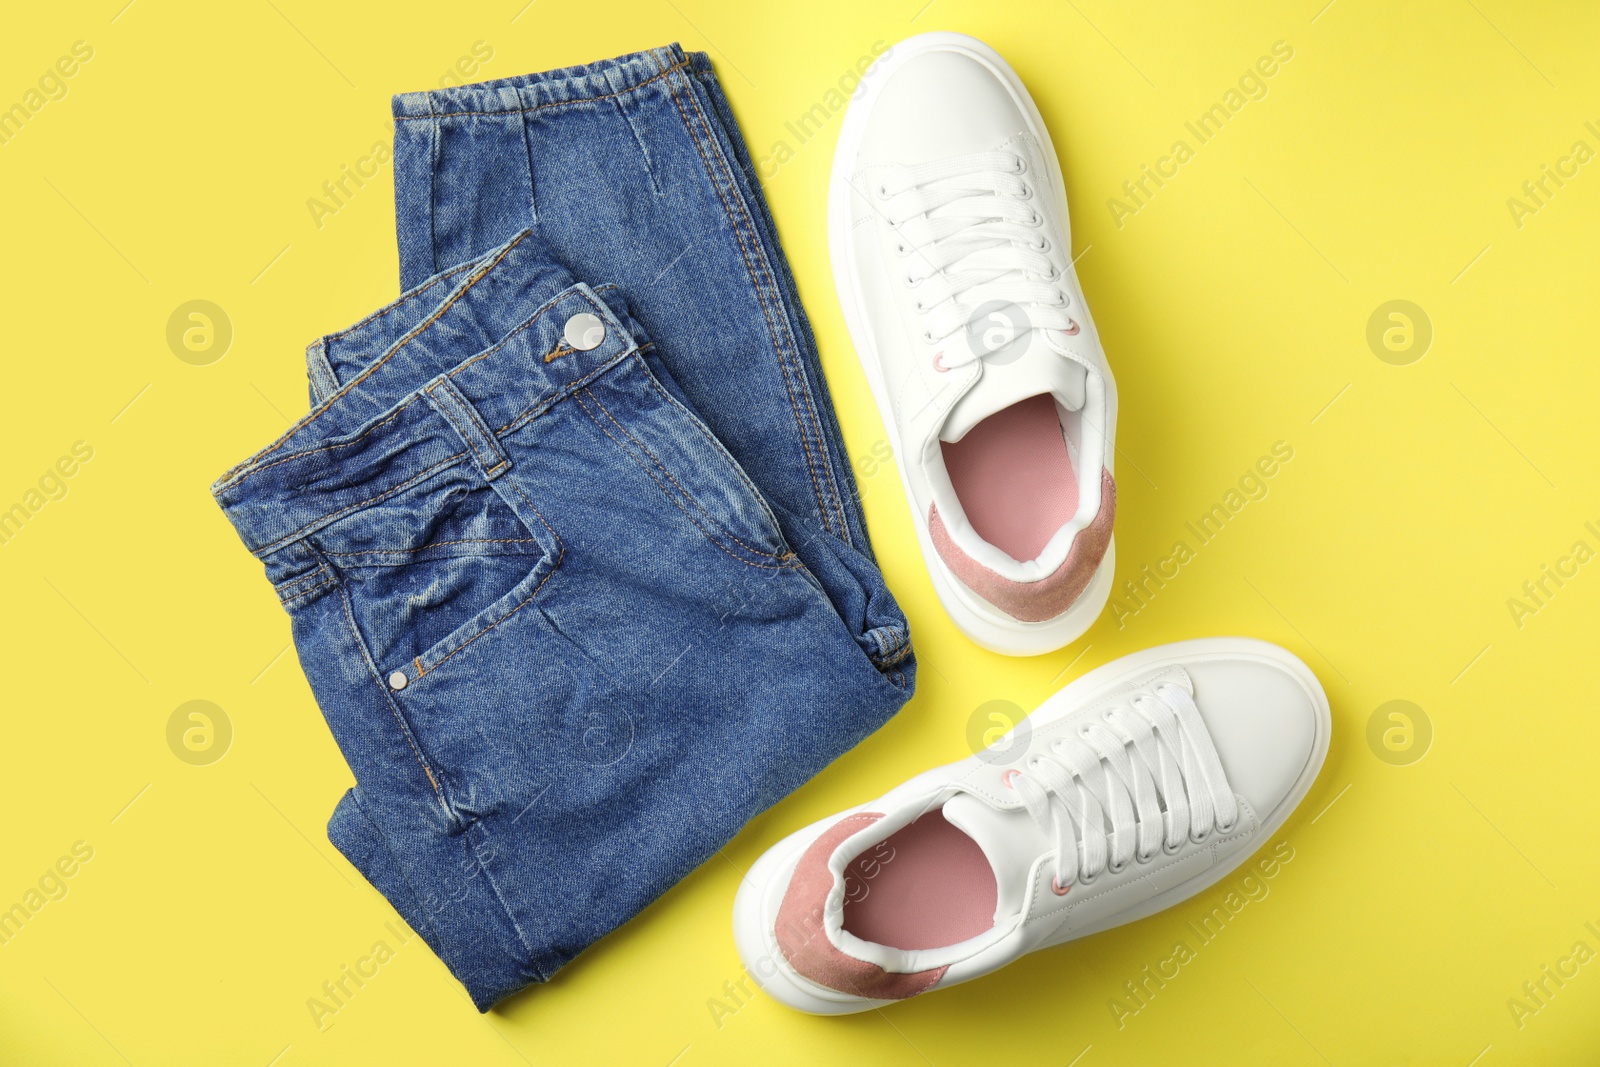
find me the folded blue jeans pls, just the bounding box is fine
[213,45,913,1010]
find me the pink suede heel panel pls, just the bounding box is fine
[930,469,1115,623]
[774,813,948,1000]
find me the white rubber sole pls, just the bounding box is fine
[731,637,1333,1014]
[826,31,1117,658]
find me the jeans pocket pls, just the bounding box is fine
[572,353,796,570]
[304,461,560,680]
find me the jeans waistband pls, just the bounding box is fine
[391,43,695,119]
[212,230,642,559]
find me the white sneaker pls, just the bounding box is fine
[830,32,1117,656]
[731,638,1330,1013]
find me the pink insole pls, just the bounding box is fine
[840,810,998,951]
[940,393,1079,563]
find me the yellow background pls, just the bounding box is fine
[3,1,1598,1063]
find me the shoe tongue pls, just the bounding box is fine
[940,335,1087,444]
[940,792,1052,920]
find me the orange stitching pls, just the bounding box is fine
[275,565,331,596]
[680,80,854,539]
[421,479,564,676]
[421,568,555,676]
[691,80,851,539]
[280,579,335,606]
[424,380,506,475]
[316,233,532,411]
[667,70,843,533]
[636,363,775,523]
[393,60,688,122]
[494,341,654,437]
[330,562,445,799]
[663,71,848,539]
[218,232,532,486]
[574,389,763,566]
[504,478,565,557]
[444,285,607,383]
[544,342,575,363]
[321,538,538,556]
[254,451,468,556]
[687,77,851,540]
[234,395,425,480]
[322,256,480,343]
[580,385,789,561]
[572,389,794,571]
[877,640,914,669]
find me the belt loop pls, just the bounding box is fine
[423,375,511,481]
[512,92,539,227]
[305,338,341,406]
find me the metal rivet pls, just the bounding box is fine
[563,312,606,351]
[388,671,408,691]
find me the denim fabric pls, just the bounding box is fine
[214,45,914,1010]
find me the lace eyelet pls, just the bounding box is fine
[1049,876,1071,896]
[1107,857,1128,875]
[1012,156,1027,174]
[1031,237,1050,252]
[1189,826,1213,845]
[1062,318,1080,336]
[1136,848,1158,865]
[1027,209,1042,226]
[876,182,891,199]
[1162,836,1185,856]
[1001,768,1021,788]
[932,352,951,374]
[922,330,936,344]
[1077,866,1100,886]
[1216,815,1240,834]
[895,242,909,256]
[1019,183,1034,201]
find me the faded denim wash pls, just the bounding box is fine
[213,45,913,1010]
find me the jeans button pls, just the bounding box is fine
[563,312,606,351]
[387,671,408,691]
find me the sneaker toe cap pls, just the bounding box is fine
[1184,654,1326,820]
[860,49,1029,166]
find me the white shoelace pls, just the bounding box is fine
[1008,684,1239,891]
[873,151,1080,369]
